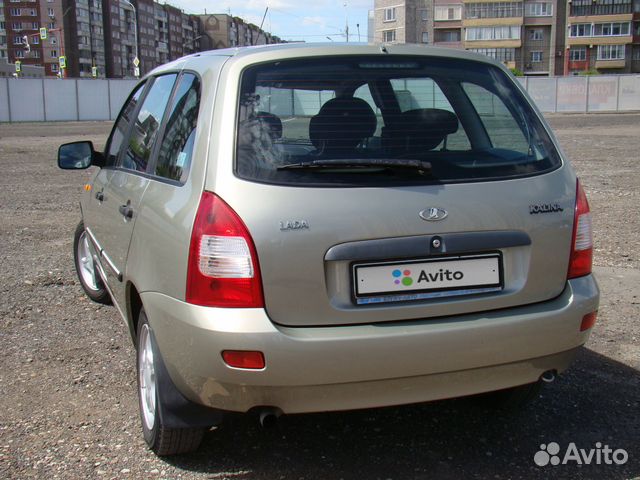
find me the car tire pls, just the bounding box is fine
[73,221,111,305]
[477,381,543,410]
[136,308,205,456]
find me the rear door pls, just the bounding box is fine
[223,56,575,327]
[94,73,178,306]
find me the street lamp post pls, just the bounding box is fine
[121,0,139,77]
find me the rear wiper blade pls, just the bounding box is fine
[277,158,432,175]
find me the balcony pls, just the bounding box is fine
[570,4,632,17]
[595,58,626,68]
[568,35,633,47]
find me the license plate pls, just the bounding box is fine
[353,254,502,305]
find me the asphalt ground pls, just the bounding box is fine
[0,114,639,479]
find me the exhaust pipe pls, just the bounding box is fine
[540,370,557,383]
[258,408,282,428]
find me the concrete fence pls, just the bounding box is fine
[0,75,639,123]
[515,75,640,113]
[0,78,138,123]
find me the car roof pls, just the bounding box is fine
[146,43,508,78]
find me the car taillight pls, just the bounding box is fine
[567,179,593,279]
[186,191,264,308]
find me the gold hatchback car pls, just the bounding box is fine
[59,44,599,455]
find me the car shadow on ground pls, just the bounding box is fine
[164,347,639,479]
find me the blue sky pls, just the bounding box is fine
[172,0,372,43]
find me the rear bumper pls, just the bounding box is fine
[142,274,599,414]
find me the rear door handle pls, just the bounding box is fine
[95,191,104,202]
[119,204,133,219]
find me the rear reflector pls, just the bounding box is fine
[186,192,264,308]
[580,311,598,331]
[222,350,265,369]
[567,179,593,279]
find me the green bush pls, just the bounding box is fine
[509,67,524,77]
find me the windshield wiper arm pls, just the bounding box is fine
[277,158,432,175]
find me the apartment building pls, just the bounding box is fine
[1,1,268,78]
[62,0,106,78]
[372,0,566,75]
[372,0,432,44]
[198,14,281,50]
[565,0,640,74]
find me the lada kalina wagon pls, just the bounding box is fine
[58,44,600,455]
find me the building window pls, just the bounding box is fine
[50,49,57,57]
[383,29,396,42]
[525,2,552,17]
[530,51,543,63]
[465,2,523,19]
[569,47,586,61]
[435,6,462,21]
[571,0,632,16]
[31,22,38,29]
[529,29,543,40]
[422,31,428,43]
[12,22,22,30]
[47,22,55,29]
[593,22,631,36]
[569,23,593,37]
[13,35,23,44]
[48,8,54,17]
[597,44,625,60]
[51,63,59,72]
[465,26,521,41]
[10,8,21,16]
[32,50,40,58]
[383,7,396,22]
[420,9,428,21]
[32,36,39,44]
[468,48,515,62]
[28,9,36,16]
[435,29,461,42]
[15,50,24,58]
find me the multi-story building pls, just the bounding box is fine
[372,0,566,75]
[372,0,432,44]
[62,0,106,78]
[3,0,46,71]
[0,0,279,78]
[198,14,281,50]
[136,0,156,76]
[432,1,463,48]
[464,1,566,75]
[565,0,640,74]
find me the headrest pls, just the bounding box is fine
[395,108,459,151]
[256,111,282,139]
[309,97,377,154]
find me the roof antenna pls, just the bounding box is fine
[254,6,269,46]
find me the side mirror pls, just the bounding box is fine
[57,141,105,169]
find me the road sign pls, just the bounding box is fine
[15,61,21,73]
[40,28,47,40]
[133,57,140,67]
[59,56,66,69]
[134,67,140,77]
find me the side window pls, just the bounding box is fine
[462,82,529,152]
[155,73,201,182]
[104,82,146,167]
[121,74,177,173]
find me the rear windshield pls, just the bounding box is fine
[236,56,560,186]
